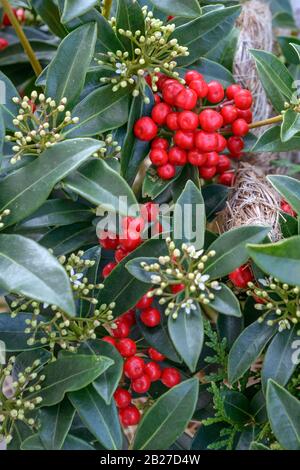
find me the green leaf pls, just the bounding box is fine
[173,180,205,250]
[0,235,75,315]
[290,42,300,62]
[0,71,20,131]
[61,0,99,23]
[184,58,235,88]
[252,126,300,153]
[210,283,242,318]
[168,303,203,372]
[267,380,300,450]
[68,385,122,450]
[262,326,299,391]
[0,138,101,228]
[203,225,270,279]
[149,0,201,18]
[250,49,294,112]
[95,14,125,54]
[64,158,138,217]
[228,319,277,384]
[62,434,95,450]
[27,355,113,407]
[268,175,300,215]
[133,378,199,450]
[278,36,300,64]
[0,312,40,352]
[248,236,300,285]
[281,109,300,142]
[142,166,183,200]
[64,85,130,137]
[39,222,96,256]
[173,6,241,66]
[0,41,56,67]
[45,23,97,109]
[116,0,145,57]
[222,390,253,425]
[126,256,159,283]
[31,0,68,38]
[202,184,230,222]
[39,397,75,450]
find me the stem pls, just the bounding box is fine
[0,0,42,77]
[249,114,283,130]
[102,0,113,19]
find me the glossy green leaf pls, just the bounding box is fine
[168,303,203,372]
[12,349,51,380]
[64,158,138,217]
[116,0,145,56]
[142,166,183,200]
[202,184,229,222]
[46,23,97,109]
[149,0,201,18]
[209,283,242,318]
[268,175,300,215]
[281,109,300,142]
[267,380,300,450]
[222,390,253,425]
[203,225,270,279]
[0,71,20,131]
[133,378,199,450]
[31,0,68,38]
[252,126,300,153]
[39,397,75,450]
[95,14,125,54]
[0,41,56,67]
[248,236,300,285]
[0,235,75,315]
[0,139,101,228]
[0,312,41,351]
[278,36,300,64]
[62,434,95,450]
[126,256,159,283]
[39,222,96,256]
[61,0,98,23]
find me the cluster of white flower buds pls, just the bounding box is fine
[0,209,10,229]
[0,356,44,445]
[5,92,79,164]
[97,6,188,102]
[92,133,122,159]
[140,238,221,319]
[247,277,300,333]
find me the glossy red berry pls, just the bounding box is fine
[154,94,161,104]
[124,356,145,379]
[234,90,253,110]
[102,336,117,347]
[226,84,242,100]
[117,338,137,357]
[112,319,131,338]
[141,202,159,222]
[115,246,129,263]
[232,118,249,137]
[280,200,296,217]
[131,373,151,394]
[207,81,225,103]
[161,368,181,388]
[199,109,223,132]
[121,309,136,327]
[216,154,231,174]
[170,283,185,294]
[199,166,217,180]
[168,146,187,166]
[218,171,235,186]
[184,70,203,84]
[151,137,169,150]
[175,88,198,110]
[0,38,9,50]
[229,265,254,288]
[122,216,145,234]
[227,136,244,156]
[102,261,117,278]
[174,130,194,150]
[187,149,207,167]
[148,347,165,362]
[221,105,238,124]
[98,231,119,250]
[119,405,140,426]
[189,79,208,98]
[203,152,219,167]
[157,163,176,180]
[162,81,184,105]
[166,112,180,131]
[134,117,158,141]
[216,134,227,153]
[136,293,153,309]
[3,8,25,26]
[150,148,169,166]
[178,111,198,131]
[140,307,161,327]
[195,131,218,152]
[145,362,162,381]
[151,102,171,125]
[237,108,253,124]
[114,388,132,408]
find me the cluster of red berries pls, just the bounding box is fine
[134,70,253,186]
[99,202,162,278]
[280,199,296,217]
[229,264,254,289]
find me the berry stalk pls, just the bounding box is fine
[0,0,42,76]
[248,114,283,130]
[102,0,113,19]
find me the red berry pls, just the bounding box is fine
[199,109,223,132]
[216,134,227,153]
[156,73,169,90]
[234,90,253,110]
[151,102,171,125]
[131,373,151,394]
[115,246,129,263]
[121,216,144,234]
[151,137,169,150]
[119,230,142,252]
[178,111,198,131]
[207,81,225,103]
[227,136,244,156]
[281,200,296,217]
[226,84,242,100]
[145,362,162,381]
[161,368,181,388]
[121,309,136,327]
[124,356,145,379]
[175,88,198,110]
[98,231,119,250]
[189,79,208,98]
[171,283,185,294]
[195,131,218,152]
[157,163,176,180]
[3,8,25,26]
[0,38,9,50]
[150,148,169,166]
[237,108,253,124]
[102,261,117,278]
[166,112,180,131]
[102,336,117,347]
[154,94,161,104]
[168,146,187,166]
[119,405,140,426]
[232,118,249,137]
[134,117,158,141]
[140,307,161,327]
[216,154,231,174]
[141,202,159,222]
[187,149,207,166]
[184,70,203,84]
[218,171,235,186]
[117,338,137,357]
[136,293,153,309]
[229,265,254,289]
[174,130,194,150]
[148,347,165,362]
[203,152,219,167]
[114,388,132,408]
[112,319,131,338]
[221,105,238,124]
[162,81,184,105]
[199,166,217,180]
